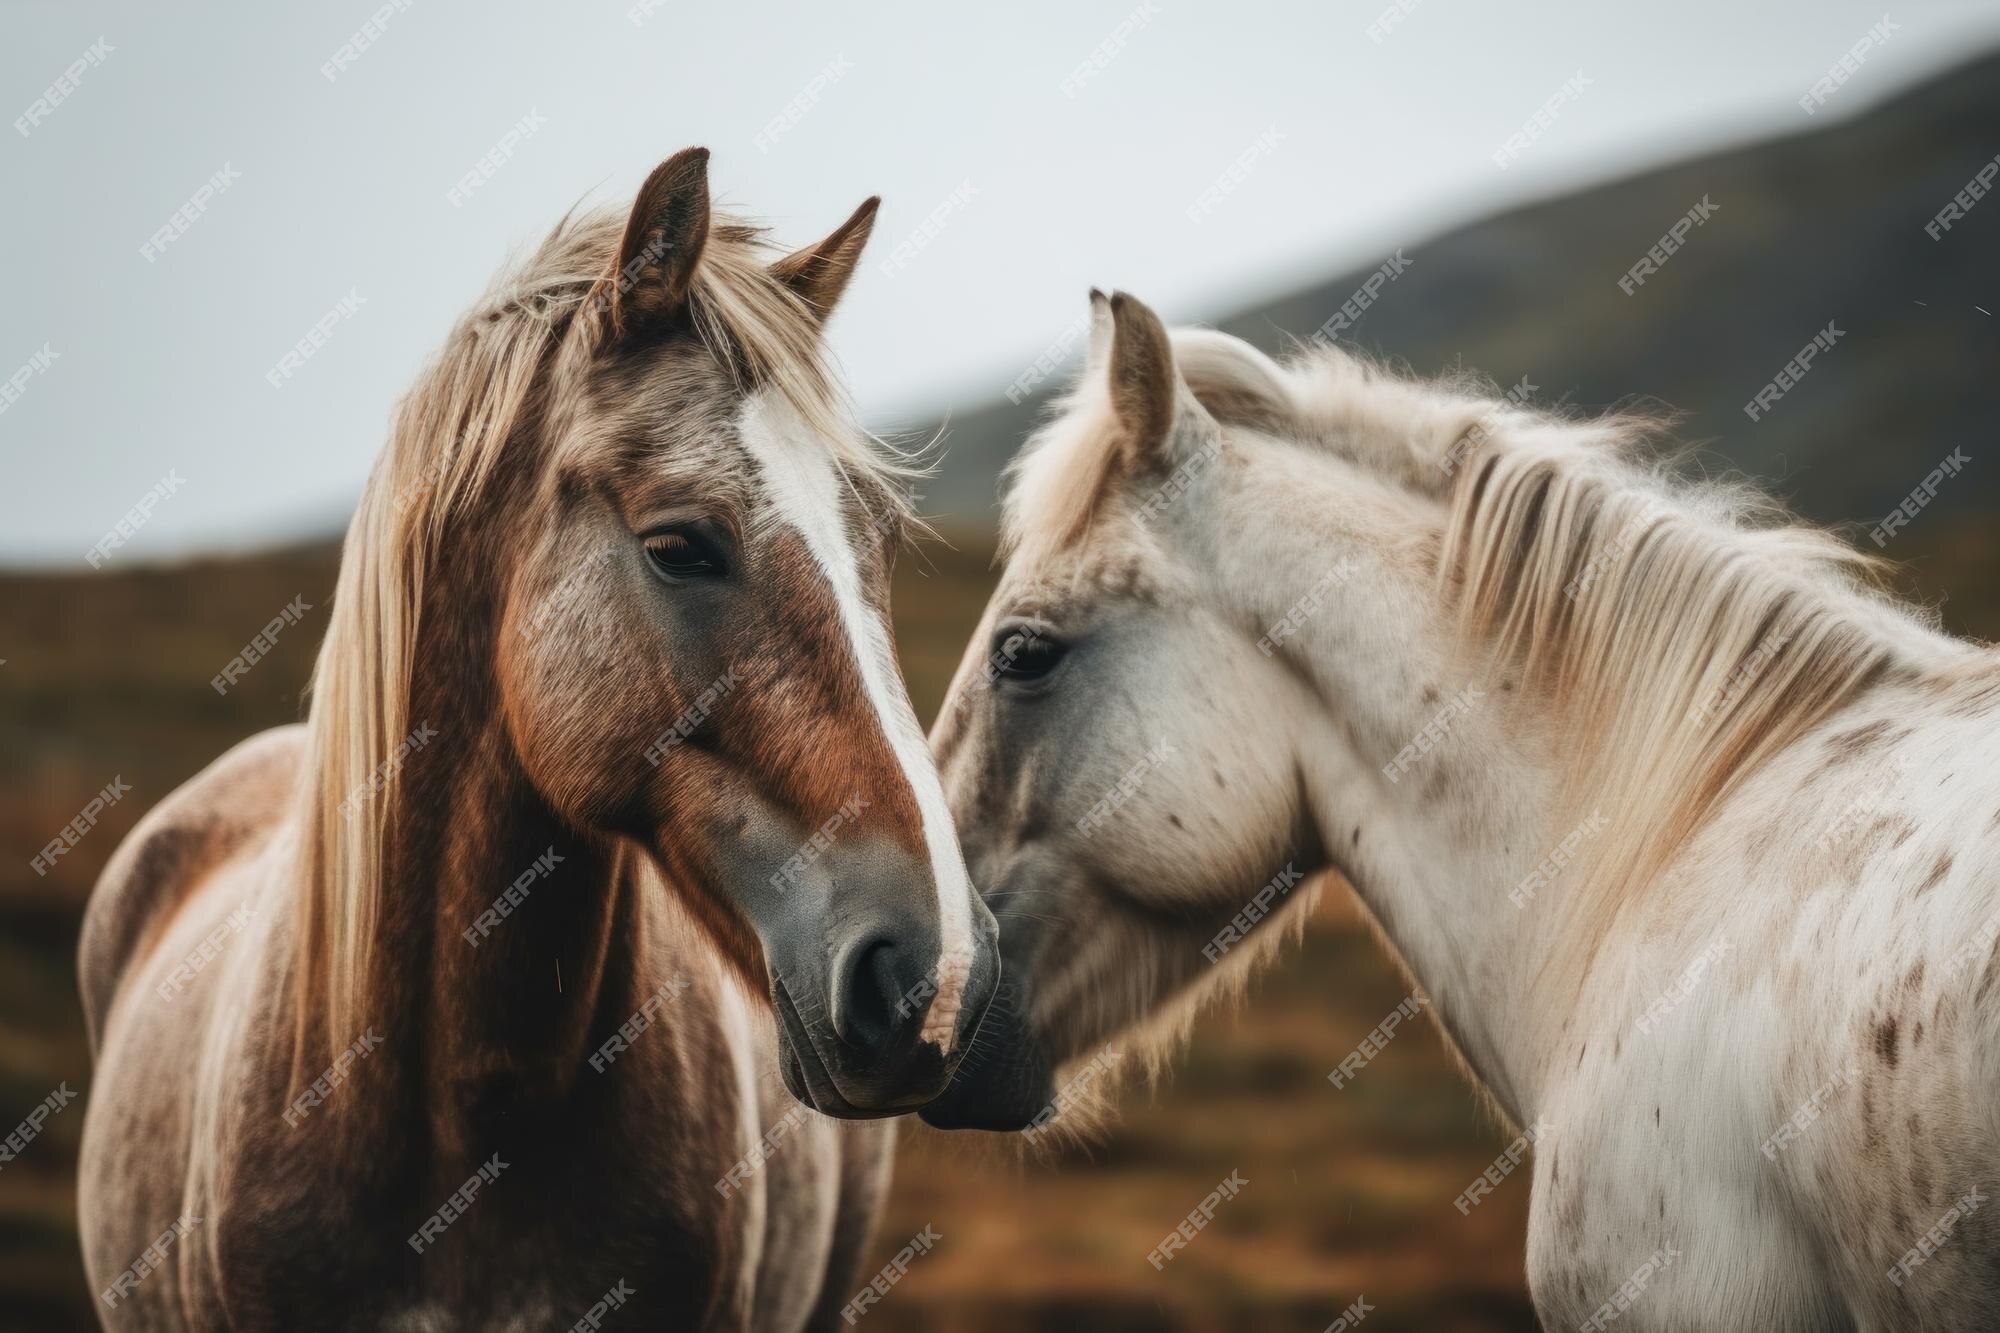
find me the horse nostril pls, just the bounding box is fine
[834,934,921,1050]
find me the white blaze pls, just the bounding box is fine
[738,393,977,1051]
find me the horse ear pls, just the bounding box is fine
[770,197,879,323]
[1084,288,1114,375]
[607,147,712,337]
[1105,291,1177,459]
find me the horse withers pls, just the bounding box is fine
[77,149,998,1331]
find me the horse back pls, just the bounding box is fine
[77,724,305,1052]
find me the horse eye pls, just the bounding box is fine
[990,628,1066,684]
[643,527,728,580]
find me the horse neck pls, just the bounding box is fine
[370,569,644,1157]
[1216,440,1570,1121]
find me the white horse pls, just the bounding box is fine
[921,289,2000,1330]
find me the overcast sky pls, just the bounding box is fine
[4,0,1997,566]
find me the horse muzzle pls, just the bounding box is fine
[745,831,1001,1118]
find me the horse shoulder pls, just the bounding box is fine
[78,724,306,1051]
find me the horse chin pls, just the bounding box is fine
[917,1001,1055,1132]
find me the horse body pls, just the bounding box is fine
[80,727,888,1331]
[79,150,998,1331]
[925,289,2000,1329]
[1228,444,2000,1331]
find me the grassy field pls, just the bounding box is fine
[4,519,1995,1331]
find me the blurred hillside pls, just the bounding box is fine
[921,50,2000,533]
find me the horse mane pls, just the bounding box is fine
[1184,337,1950,995]
[1012,327,1954,1023]
[1000,356,1117,568]
[292,202,907,1068]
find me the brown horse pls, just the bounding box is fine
[76,148,999,1331]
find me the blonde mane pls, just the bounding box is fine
[1237,344,1938,993]
[1014,332,1953,1009]
[293,204,906,1068]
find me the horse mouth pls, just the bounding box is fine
[772,977,940,1120]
